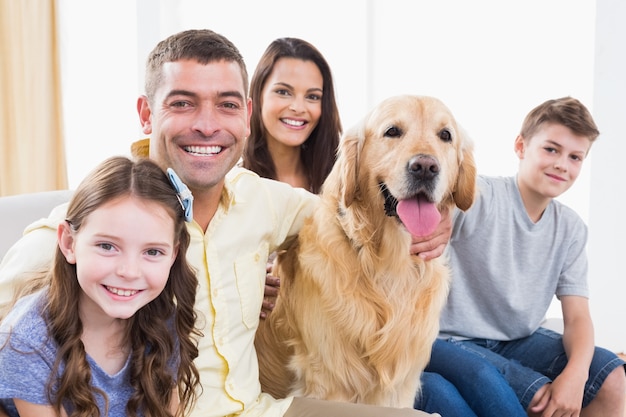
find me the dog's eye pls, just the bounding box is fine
[439,128,453,143]
[384,126,403,138]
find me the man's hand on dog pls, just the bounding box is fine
[410,206,452,260]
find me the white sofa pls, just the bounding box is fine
[0,190,72,260]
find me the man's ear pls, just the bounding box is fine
[58,221,77,264]
[245,97,252,139]
[137,95,153,135]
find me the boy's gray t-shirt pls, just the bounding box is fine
[0,291,136,417]
[439,175,589,341]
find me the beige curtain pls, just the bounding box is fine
[0,0,67,196]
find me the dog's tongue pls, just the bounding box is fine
[396,196,441,237]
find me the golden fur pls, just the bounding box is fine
[255,95,477,407]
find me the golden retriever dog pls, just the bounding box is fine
[255,95,476,408]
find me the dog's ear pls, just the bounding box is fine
[337,122,363,208]
[453,127,477,211]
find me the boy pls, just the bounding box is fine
[427,97,626,416]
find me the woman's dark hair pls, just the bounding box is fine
[242,37,342,193]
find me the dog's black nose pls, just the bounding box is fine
[407,155,440,181]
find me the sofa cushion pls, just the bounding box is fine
[0,190,73,260]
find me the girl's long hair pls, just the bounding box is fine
[45,156,200,417]
[242,37,342,194]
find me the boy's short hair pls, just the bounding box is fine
[520,97,600,143]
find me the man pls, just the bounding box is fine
[0,29,440,417]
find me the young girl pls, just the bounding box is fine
[0,156,200,417]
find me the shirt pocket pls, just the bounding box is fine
[234,243,268,329]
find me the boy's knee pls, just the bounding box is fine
[603,366,626,395]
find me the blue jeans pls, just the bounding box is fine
[425,339,527,417]
[416,372,477,417]
[451,327,626,410]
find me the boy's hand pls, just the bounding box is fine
[527,383,550,415]
[410,206,452,260]
[546,373,584,416]
[528,375,584,416]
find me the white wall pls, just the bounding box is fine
[57,0,624,352]
[589,0,626,353]
[57,1,139,176]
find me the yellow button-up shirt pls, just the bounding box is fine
[0,166,319,417]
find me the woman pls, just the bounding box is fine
[242,37,341,193]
